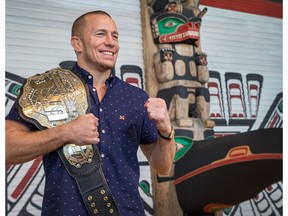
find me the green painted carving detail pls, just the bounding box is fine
[174,136,194,161]
[158,17,185,35]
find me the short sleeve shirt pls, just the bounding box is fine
[6,63,158,216]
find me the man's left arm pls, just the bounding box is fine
[141,98,176,175]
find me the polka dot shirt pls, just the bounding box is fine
[6,63,158,216]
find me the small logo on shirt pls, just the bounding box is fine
[119,115,125,120]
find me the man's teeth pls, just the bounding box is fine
[102,51,113,55]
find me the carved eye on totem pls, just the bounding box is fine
[160,48,175,62]
[196,52,208,65]
[164,21,177,28]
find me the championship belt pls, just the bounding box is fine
[17,68,121,215]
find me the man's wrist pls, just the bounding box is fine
[158,126,175,141]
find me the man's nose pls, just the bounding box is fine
[105,35,115,46]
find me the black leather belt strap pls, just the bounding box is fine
[58,146,121,216]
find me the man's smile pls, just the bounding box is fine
[100,50,115,56]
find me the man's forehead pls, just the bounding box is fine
[85,14,117,29]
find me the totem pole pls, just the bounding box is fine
[148,0,214,132]
[141,0,215,215]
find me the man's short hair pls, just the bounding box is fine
[71,10,112,37]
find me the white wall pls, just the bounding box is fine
[6,0,144,78]
[199,5,282,132]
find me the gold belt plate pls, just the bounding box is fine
[18,68,93,168]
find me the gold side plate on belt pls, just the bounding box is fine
[18,68,93,168]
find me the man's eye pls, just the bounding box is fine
[94,31,105,37]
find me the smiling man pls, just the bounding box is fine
[6,11,176,216]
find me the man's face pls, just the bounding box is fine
[79,14,120,72]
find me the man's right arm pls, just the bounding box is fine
[6,113,100,165]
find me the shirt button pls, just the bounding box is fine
[100,108,103,112]
[88,75,92,79]
[102,130,105,134]
[93,88,96,92]
[101,153,105,158]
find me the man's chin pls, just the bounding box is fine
[98,63,115,72]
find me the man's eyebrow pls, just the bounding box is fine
[112,31,119,36]
[94,29,119,35]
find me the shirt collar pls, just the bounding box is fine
[72,62,116,87]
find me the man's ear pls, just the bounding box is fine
[70,36,83,52]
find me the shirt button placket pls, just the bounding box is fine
[98,105,106,160]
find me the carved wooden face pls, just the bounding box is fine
[150,8,201,46]
[160,48,175,62]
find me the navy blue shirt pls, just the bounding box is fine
[6,63,158,216]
